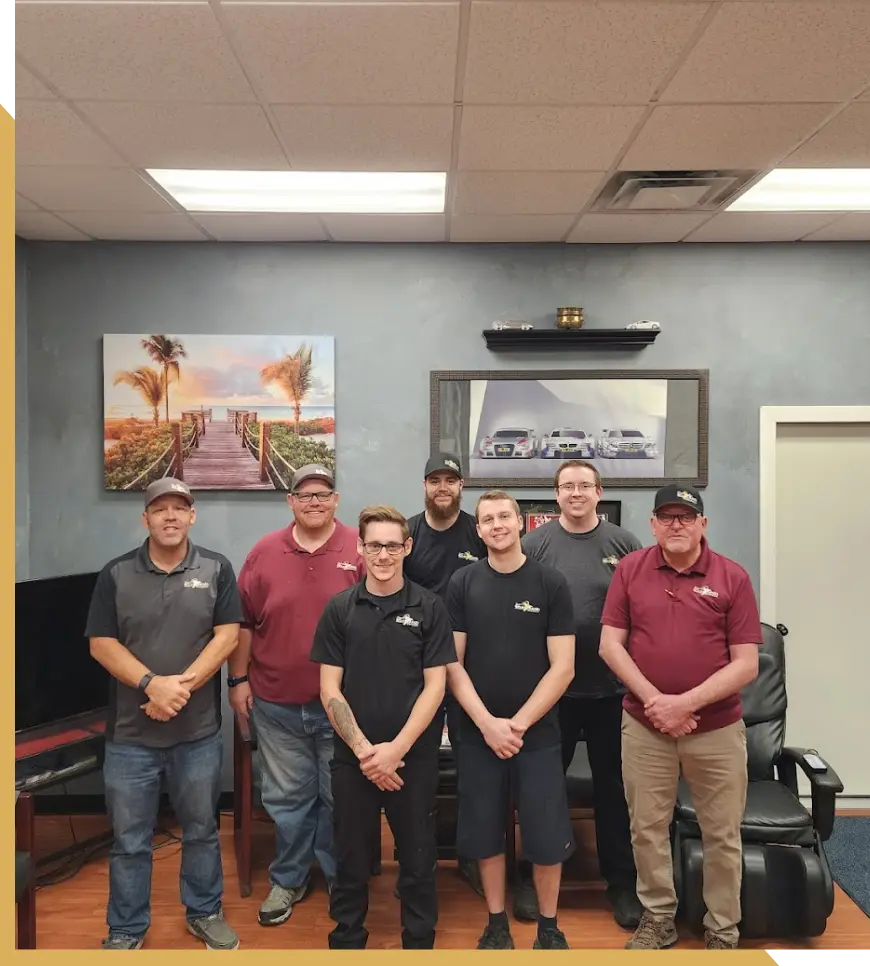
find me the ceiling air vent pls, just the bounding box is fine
[590,170,757,213]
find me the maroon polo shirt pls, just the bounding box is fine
[238,521,365,705]
[601,538,762,733]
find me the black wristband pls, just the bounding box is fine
[138,672,155,692]
[227,675,248,688]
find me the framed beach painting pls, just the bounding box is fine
[103,334,335,492]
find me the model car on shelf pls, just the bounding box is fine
[540,427,596,459]
[597,429,659,459]
[478,427,540,459]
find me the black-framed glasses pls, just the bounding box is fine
[362,541,407,556]
[654,511,699,527]
[557,482,597,493]
[292,491,334,503]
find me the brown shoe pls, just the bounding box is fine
[705,932,738,950]
[624,912,678,949]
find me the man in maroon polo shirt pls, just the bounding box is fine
[599,484,761,951]
[229,464,364,927]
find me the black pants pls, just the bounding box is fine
[558,693,636,894]
[329,750,439,949]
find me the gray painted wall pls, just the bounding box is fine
[19,239,870,788]
[16,239,29,579]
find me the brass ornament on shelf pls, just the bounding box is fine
[556,306,584,329]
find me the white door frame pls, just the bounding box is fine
[758,405,870,622]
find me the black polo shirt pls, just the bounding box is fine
[404,510,487,599]
[310,578,456,763]
[85,540,243,748]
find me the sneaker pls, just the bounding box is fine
[257,879,310,926]
[187,910,240,950]
[533,927,570,950]
[705,932,738,950]
[477,922,515,949]
[512,875,539,923]
[102,934,144,950]
[624,912,678,950]
[609,889,643,930]
[457,855,485,897]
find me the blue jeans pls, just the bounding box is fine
[252,697,336,888]
[103,730,223,939]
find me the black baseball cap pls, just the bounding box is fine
[653,483,704,515]
[424,454,463,479]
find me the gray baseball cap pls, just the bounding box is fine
[144,477,194,507]
[290,464,335,492]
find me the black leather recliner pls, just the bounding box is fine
[674,622,844,939]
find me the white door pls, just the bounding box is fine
[773,421,870,800]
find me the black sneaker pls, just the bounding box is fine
[512,876,539,922]
[458,855,485,897]
[477,922,515,949]
[533,927,570,950]
[610,889,643,930]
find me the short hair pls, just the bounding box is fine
[358,504,410,542]
[554,459,601,490]
[475,489,521,521]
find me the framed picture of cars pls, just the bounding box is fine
[518,500,622,532]
[430,368,708,489]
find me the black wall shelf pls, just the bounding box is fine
[482,328,659,351]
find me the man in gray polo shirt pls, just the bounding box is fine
[520,460,643,930]
[86,478,243,950]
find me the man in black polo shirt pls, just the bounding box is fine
[85,478,243,951]
[447,490,576,950]
[404,453,486,895]
[311,504,456,950]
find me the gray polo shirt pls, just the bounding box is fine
[523,518,642,699]
[85,540,243,748]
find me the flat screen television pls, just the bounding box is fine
[15,571,110,734]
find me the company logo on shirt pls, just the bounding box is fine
[184,578,210,590]
[602,554,620,567]
[693,585,719,598]
[458,551,479,562]
[336,561,357,571]
[395,613,420,628]
[514,600,541,614]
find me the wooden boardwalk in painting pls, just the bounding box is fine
[182,421,275,490]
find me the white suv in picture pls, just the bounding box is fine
[597,429,659,459]
[478,427,540,459]
[541,427,596,459]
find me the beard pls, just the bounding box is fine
[425,492,461,521]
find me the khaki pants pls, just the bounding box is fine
[621,711,747,943]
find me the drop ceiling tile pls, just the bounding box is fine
[77,103,289,170]
[15,4,256,102]
[464,1,707,104]
[802,213,870,241]
[684,212,841,243]
[454,171,605,215]
[222,3,459,104]
[15,194,39,212]
[271,106,454,171]
[450,215,575,242]
[567,213,706,243]
[191,213,329,242]
[323,214,446,243]
[15,62,54,100]
[459,106,644,171]
[15,212,91,241]
[16,101,124,167]
[16,166,176,213]
[780,104,870,167]
[621,104,834,170]
[62,213,208,242]
[661,1,870,103]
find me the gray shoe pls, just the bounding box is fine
[624,912,678,949]
[258,879,311,926]
[102,934,144,950]
[187,910,240,950]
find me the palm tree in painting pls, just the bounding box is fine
[113,367,165,427]
[141,335,187,424]
[261,344,314,435]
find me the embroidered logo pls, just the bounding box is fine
[693,585,719,598]
[336,561,357,571]
[396,614,420,628]
[602,554,619,567]
[170,482,189,494]
[458,551,479,562]
[445,459,460,473]
[514,600,541,614]
[678,489,698,505]
[184,578,209,590]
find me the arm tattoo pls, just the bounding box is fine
[328,697,365,754]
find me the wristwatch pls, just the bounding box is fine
[138,672,155,692]
[227,675,248,688]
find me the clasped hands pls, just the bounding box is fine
[140,672,196,722]
[644,692,699,737]
[357,740,406,792]
[481,715,527,760]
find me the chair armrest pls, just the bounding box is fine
[233,713,258,752]
[778,747,843,842]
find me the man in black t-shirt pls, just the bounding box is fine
[311,504,456,950]
[446,490,576,950]
[404,453,486,894]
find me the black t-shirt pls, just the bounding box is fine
[310,579,457,762]
[404,510,487,599]
[446,557,575,751]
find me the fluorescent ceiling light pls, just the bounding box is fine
[727,169,870,212]
[146,170,447,214]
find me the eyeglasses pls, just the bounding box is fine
[292,491,334,503]
[654,511,699,527]
[557,482,597,493]
[362,541,407,556]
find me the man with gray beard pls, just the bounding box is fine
[405,454,487,895]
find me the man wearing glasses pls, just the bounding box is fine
[599,484,761,951]
[230,465,364,927]
[521,461,643,929]
[312,505,456,950]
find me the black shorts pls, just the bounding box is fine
[456,741,575,867]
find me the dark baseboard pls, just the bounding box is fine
[35,791,236,816]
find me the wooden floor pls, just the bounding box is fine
[182,422,274,490]
[30,813,869,950]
